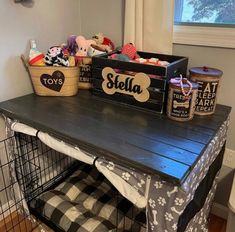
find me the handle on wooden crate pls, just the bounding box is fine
[173,68,183,77]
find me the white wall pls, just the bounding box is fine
[0,0,81,103]
[80,0,124,47]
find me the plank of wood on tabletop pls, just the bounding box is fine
[186,104,231,131]
[46,100,199,166]
[76,93,212,145]
[62,98,205,158]
[80,92,230,133]
[43,104,198,166]
[79,91,215,136]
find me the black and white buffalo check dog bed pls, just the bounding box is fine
[30,163,146,232]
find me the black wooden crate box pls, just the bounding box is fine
[91,51,188,114]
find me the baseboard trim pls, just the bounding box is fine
[223,148,235,169]
[211,202,228,219]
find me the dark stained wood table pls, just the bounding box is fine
[0,91,231,184]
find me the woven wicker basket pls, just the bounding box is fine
[77,57,93,90]
[22,55,79,96]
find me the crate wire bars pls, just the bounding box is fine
[0,135,39,231]
[0,127,146,232]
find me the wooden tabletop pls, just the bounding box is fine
[0,91,231,184]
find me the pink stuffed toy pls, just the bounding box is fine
[121,43,139,60]
[75,35,96,57]
[111,43,139,62]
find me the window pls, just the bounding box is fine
[173,0,235,48]
[175,0,235,25]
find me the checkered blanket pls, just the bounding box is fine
[30,163,146,232]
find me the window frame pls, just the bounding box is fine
[173,24,235,48]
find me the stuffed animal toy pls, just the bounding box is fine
[92,33,115,52]
[29,48,45,66]
[44,46,69,66]
[28,39,45,66]
[67,35,78,56]
[87,44,107,57]
[111,43,139,62]
[121,43,139,60]
[60,43,70,59]
[134,57,170,67]
[60,42,76,66]
[75,35,96,57]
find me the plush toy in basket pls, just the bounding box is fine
[21,41,80,97]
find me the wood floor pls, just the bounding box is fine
[208,214,227,232]
[0,211,53,232]
[0,212,227,232]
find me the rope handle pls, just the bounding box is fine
[179,75,193,97]
[21,54,30,72]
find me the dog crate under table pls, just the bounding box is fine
[0,91,231,232]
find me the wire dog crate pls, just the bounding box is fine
[0,132,146,232]
[0,135,40,232]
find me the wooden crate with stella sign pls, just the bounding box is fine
[91,51,188,113]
